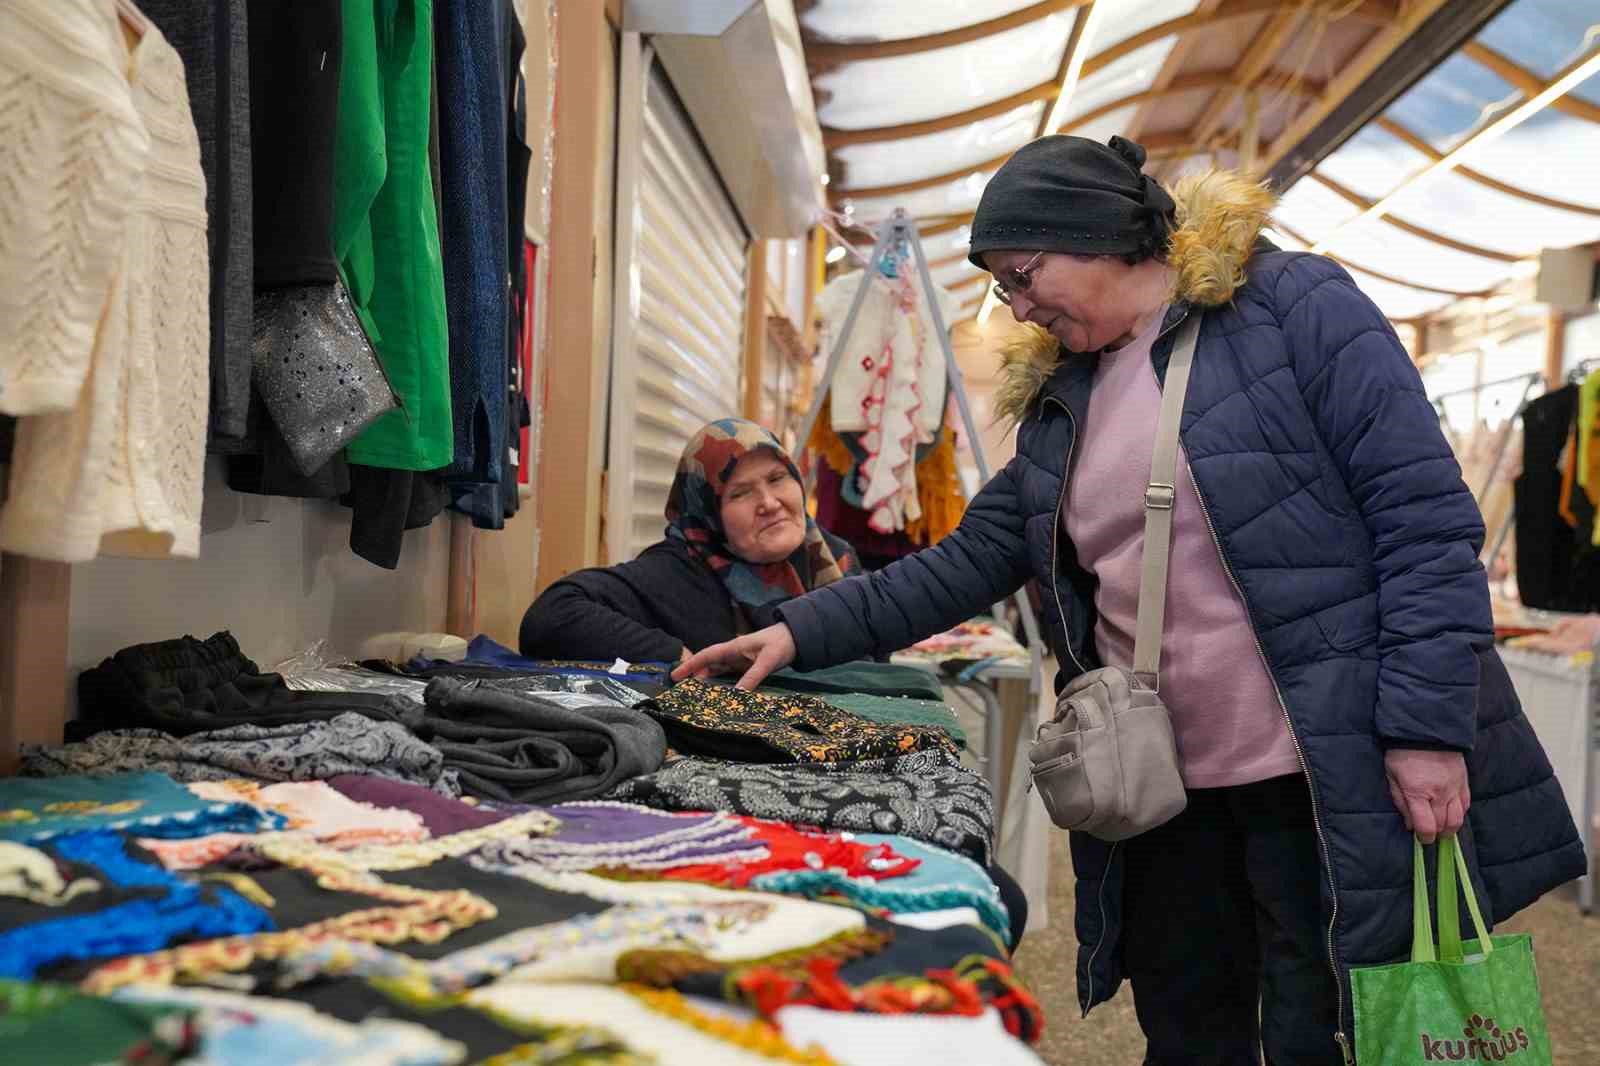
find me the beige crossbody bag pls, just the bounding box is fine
[1027,312,1201,841]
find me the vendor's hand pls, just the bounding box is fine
[1385,748,1470,844]
[673,624,797,690]
[678,646,693,666]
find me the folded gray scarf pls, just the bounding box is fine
[422,677,666,803]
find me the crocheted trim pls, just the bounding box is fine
[735,955,1044,1045]
[1,800,284,843]
[251,809,559,871]
[80,842,496,994]
[616,925,893,988]
[278,899,774,997]
[624,984,837,1065]
[749,869,1011,945]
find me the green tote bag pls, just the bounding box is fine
[1351,835,1552,1065]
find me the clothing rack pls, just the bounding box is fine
[796,209,1046,798]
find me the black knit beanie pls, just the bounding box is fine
[966,135,1177,270]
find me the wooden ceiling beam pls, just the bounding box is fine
[804,0,1085,68]
[1179,5,1306,174]
[1374,116,1600,217]
[1270,218,1492,298]
[820,0,1377,149]
[1126,0,1229,144]
[1461,41,1600,125]
[1260,0,1454,175]
[1079,0,1389,82]
[829,70,1286,159]
[1305,171,1521,262]
[824,82,1058,149]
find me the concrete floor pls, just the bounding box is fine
[1013,832,1600,1065]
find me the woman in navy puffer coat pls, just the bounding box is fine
[680,137,1583,1063]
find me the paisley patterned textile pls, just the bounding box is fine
[644,679,957,764]
[606,748,994,866]
[666,419,858,625]
[19,714,460,797]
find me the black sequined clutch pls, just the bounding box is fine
[251,281,399,476]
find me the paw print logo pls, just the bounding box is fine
[1463,1014,1498,1039]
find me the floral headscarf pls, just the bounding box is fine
[665,419,858,626]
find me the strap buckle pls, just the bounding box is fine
[1144,483,1176,510]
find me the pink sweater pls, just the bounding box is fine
[1063,311,1301,790]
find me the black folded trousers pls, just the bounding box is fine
[73,631,414,741]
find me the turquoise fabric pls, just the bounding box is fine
[751,832,1010,944]
[765,661,945,701]
[814,693,966,748]
[0,771,282,843]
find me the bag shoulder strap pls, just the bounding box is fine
[1133,311,1203,688]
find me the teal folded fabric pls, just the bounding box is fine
[765,661,944,701]
[816,693,966,748]
[0,979,199,1066]
[0,771,283,844]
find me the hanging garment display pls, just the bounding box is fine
[334,0,454,471]
[816,262,960,534]
[139,0,254,448]
[250,281,399,476]
[0,2,209,563]
[808,395,966,554]
[1517,385,1588,609]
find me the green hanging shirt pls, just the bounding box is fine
[334,0,453,470]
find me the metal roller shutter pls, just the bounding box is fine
[607,42,749,563]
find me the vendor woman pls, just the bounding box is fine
[520,418,861,665]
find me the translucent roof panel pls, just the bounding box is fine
[1446,106,1600,212]
[1319,218,1511,293]
[1384,53,1517,148]
[833,102,1041,190]
[1342,271,1454,320]
[813,17,1071,131]
[1383,169,1600,258]
[1090,0,1201,55]
[1311,125,1430,202]
[1270,180,1364,244]
[801,1,1037,45]
[840,171,989,224]
[1475,0,1600,102]
[1057,38,1176,130]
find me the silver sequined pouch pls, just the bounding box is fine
[251,281,400,475]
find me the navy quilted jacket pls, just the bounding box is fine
[778,248,1584,1037]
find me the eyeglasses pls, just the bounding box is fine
[991,251,1046,306]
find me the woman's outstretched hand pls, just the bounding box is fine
[1385,748,1470,844]
[673,624,797,690]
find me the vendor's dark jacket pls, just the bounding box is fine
[773,172,1586,1034]
[520,538,738,664]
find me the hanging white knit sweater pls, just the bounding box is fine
[0,0,209,561]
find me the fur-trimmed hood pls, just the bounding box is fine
[992,169,1276,424]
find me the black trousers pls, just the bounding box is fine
[1121,773,1342,1066]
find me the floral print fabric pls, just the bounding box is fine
[644,679,957,764]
